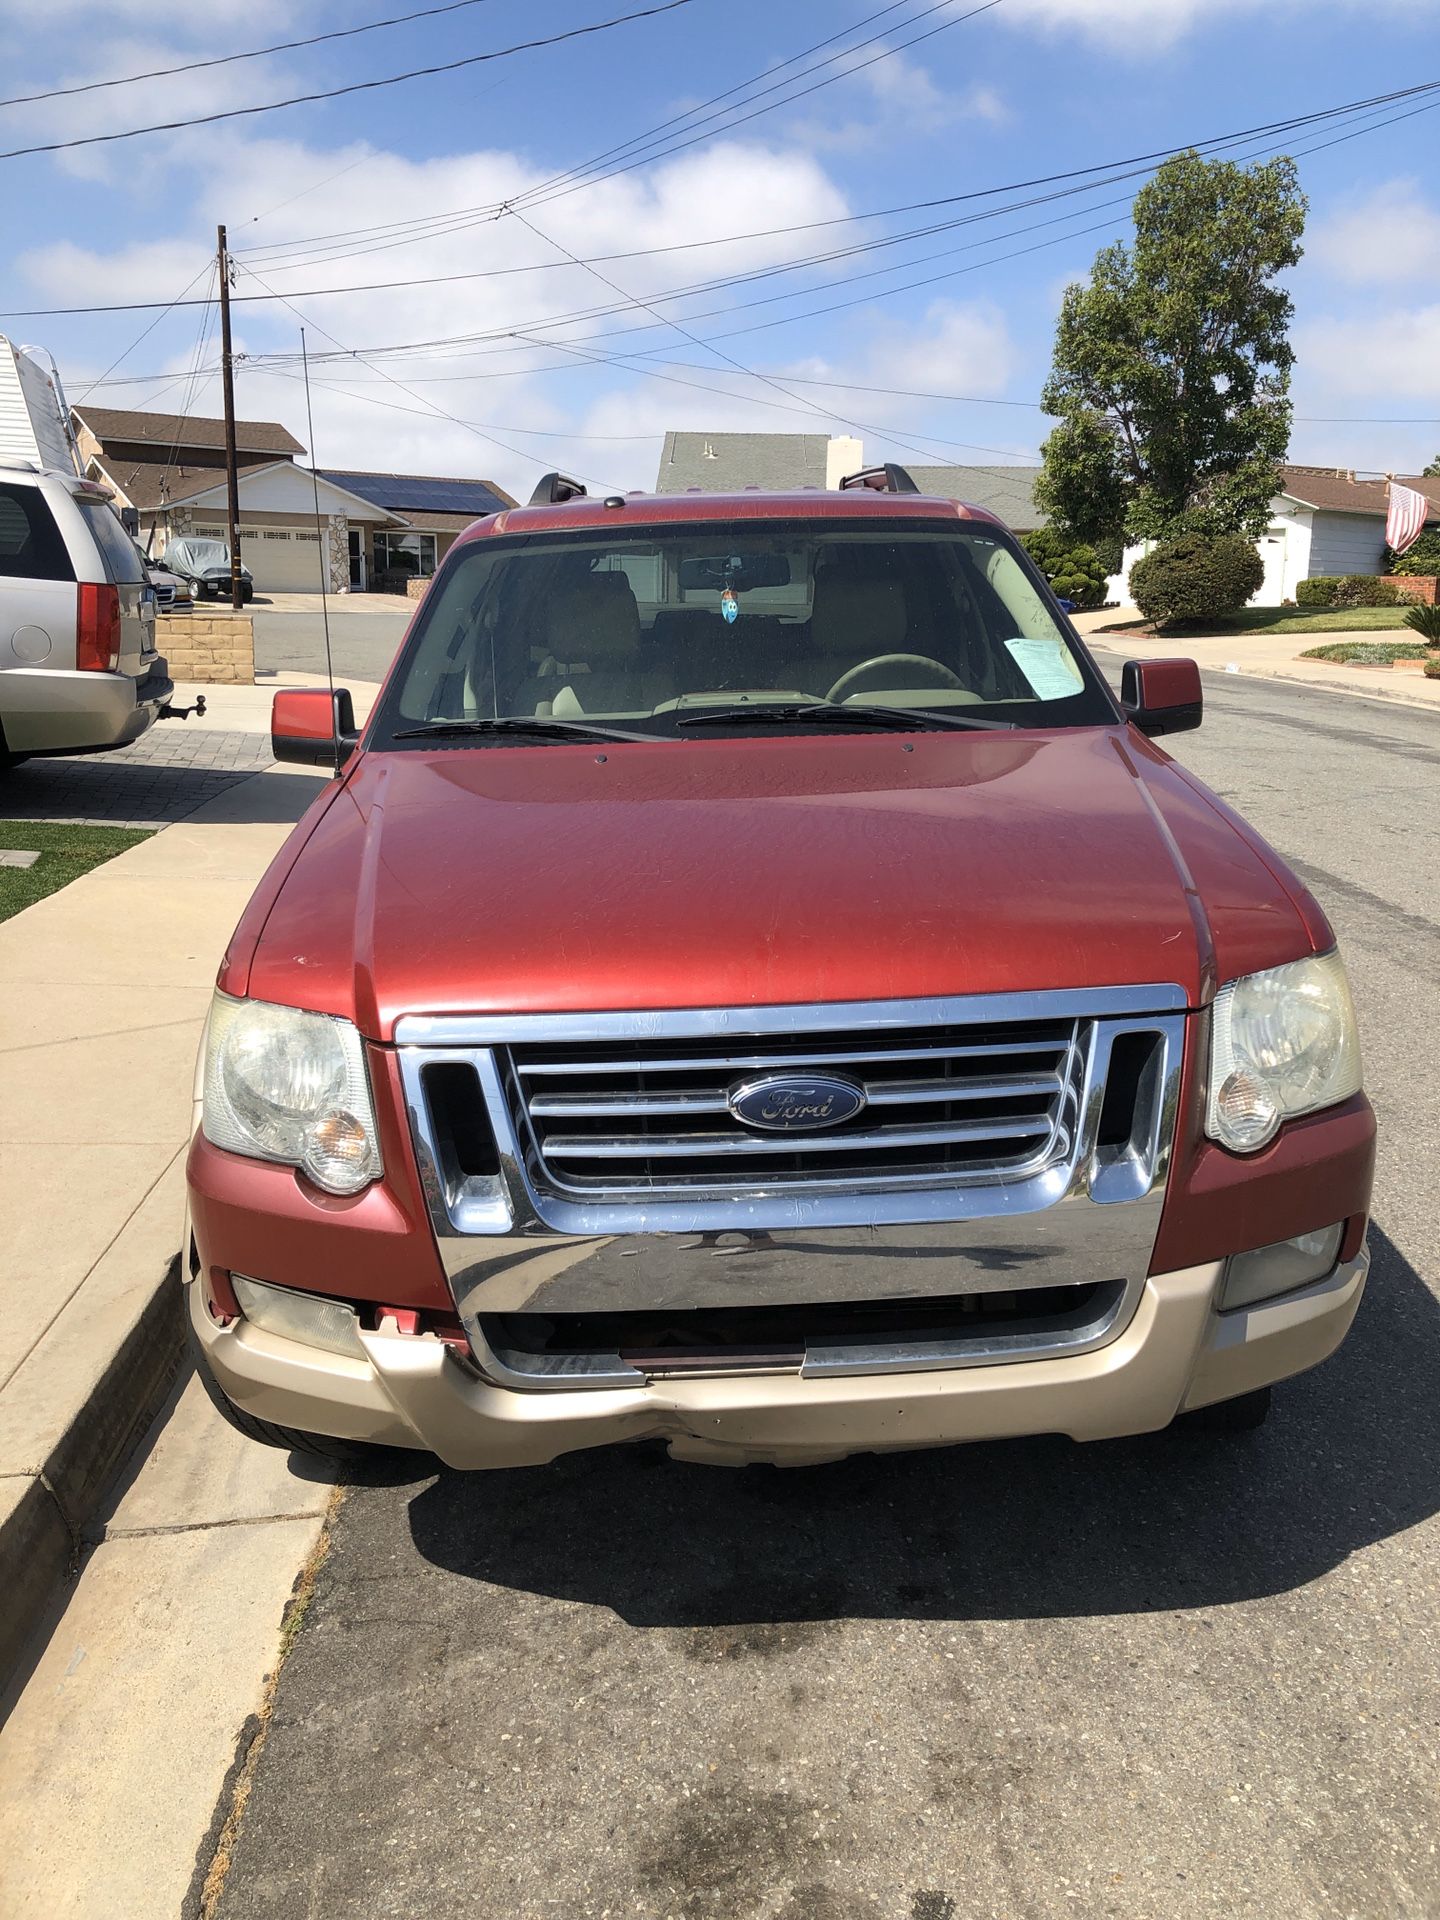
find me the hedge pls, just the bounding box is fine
[1128,534,1265,624]
[1384,529,1440,577]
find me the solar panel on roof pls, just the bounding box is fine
[321,470,505,515]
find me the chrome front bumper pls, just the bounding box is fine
[189,1250,1370,1468]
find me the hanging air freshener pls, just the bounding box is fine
[720,584,739,624]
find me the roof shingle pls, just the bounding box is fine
[1278,466,1440,520]
[655,432,832,493]
[73,405,305,457]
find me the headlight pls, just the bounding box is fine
[202,992,383,1195]
[1206,951,1361,1153]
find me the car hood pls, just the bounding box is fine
[234,727,1329,1039]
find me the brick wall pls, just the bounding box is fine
[1382,574,1437,605]
[159,612,255,684]
[405,575,429,601]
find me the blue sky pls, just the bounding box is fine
[2,0,1438,501]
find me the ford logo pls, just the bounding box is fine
[728,1073,867,1133]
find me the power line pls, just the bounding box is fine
[514,0,1006,217]
[508,202,1028,469]
[233,262,616,487]
[70,258,215,402]
[12,75,1437,318]
[237,0,933,265]
[0,0,508,110]
[0,0,699,163]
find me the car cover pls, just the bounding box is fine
[162,536,252,579]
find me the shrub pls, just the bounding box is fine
[1383,529,1440,577]
[1403,600,1440,643]
[1296,575,1341,607]
[1128,533,1265,625]
[1425,656,1440,679]
[1332,574,1401,608]
[1020,528,1111,609]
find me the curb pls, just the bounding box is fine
[0,1255,185,1687]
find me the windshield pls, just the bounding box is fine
[375,520,1116,746]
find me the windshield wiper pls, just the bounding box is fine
[393,716,658,745]
[673,701,1015,733]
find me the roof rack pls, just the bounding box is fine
[529,471,588,506]
[838,463,920,495]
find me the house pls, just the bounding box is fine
[70,404,514,594]
[653,432,1049,531]
[313,470,512,591]
[656,432,863,493]
[903,466,1047,530]
[1110,466,1440,608]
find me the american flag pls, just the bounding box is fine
[1385,480,1430,557]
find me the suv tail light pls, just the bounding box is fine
[76,583,121,672]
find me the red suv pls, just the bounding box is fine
[185,468,1374,1469]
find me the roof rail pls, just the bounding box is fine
[839,463,920,495]
[529,471,588,505]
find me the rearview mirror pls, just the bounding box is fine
[1121,657,1202,737]
[678,553,791,592]
[272,688,360,768]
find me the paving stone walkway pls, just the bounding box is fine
[0,726,276,828]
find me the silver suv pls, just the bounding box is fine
[0,463,174,768]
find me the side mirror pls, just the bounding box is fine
[1121,657,1202,737]
[272,688,360,768]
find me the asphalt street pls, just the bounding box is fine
[252,608,413,687]
[205,668,1439,1920]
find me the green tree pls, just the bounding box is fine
[1035,152,1307,547]
[1424,454,1440,478]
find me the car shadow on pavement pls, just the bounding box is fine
[404,1222,1440,1622]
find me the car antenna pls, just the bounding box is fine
[300,325,341,778]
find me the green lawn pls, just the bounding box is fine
[1299,640,1432,664]
[1102,606,1413,638]
[0,821,153,923]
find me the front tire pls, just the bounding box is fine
[186,1313,406,1465]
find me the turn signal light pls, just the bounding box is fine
[76,583,121,671]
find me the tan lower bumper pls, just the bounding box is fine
[188,1250,1368,1469]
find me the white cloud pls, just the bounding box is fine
[997,0,1434,45]
[792,43,1010,150]
[1307,180,1440,287]
[1296,304,1440,400]
[41,129,862,502]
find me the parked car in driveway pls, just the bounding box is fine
[186,465,1375,1471]
[134,540,188,612]
[160,535,253,604]
[1,463,174,767]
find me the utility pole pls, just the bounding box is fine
[216,224,244,613]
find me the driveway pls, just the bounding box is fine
[197,663,1440,1920]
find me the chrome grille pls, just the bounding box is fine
[504,1017,1086,1195]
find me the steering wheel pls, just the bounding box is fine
[826,653,965,704]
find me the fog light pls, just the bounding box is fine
[231,1275,366,1358]
[1220,1224,1344,1312]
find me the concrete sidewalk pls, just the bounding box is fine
[0,758,328,1681]
[1074,610,1440,711]
[175,674,382,736]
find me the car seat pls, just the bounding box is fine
[519,575,675,715]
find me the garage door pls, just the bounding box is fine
[238,526,328,593]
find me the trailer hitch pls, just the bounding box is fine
[158,696,208,721]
